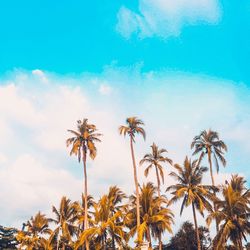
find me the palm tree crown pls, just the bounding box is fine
[140,142,172,196]
[119,117,146,141]
[191,129,227,185]
[206,175,250,250]
[66,118,102,161]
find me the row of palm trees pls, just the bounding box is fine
[17,117,250,249]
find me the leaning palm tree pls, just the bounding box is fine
[207,175,250,250]
[66,118,102,249]
[140,143,172,197]
[166,157,215,250]
[50,196,78,250]
[119,117,146,245]
[125,182,174,249]
[191,129,227,186]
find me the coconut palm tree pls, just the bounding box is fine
[206,175,250,250]
[140,143,172,197]
[75,190,126,249]
[166,157,215,250]
[67,118,102,250]
[125,182,174,249]
[119,117,146,245]
[50,196,78,250]
[17,211,52,250]
[191,129,227,186]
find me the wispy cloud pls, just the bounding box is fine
[116,0,221,39]
[0,68,249,234]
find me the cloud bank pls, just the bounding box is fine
[116,0,221,39]
[0,68,249,237]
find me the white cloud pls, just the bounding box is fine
[0,68,249,242]
[116,0,221,39]
[98,84,112,95]
[32,69,48,83]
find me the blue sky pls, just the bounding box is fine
[0,0,249,82]
[0,0,250,240]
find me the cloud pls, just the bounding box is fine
[0,68,249,241]
[116,0,221,39]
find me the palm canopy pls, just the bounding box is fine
[50,196,78,247]
[140,142,172,187]
[191,129,227,173]
[167,157,215,216]
[75,187,126,249]
[66,118,102,161]
[206,175,250,249]
[119,117,146,142]
[17,212,52,250]
[125,182,174,246]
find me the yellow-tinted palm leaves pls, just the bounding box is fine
[17,211,52,250]
[119,116,146,245]
[206,175,250,250]
[191,129,227,186]
[50,196,78,250]
[140,143,172,197]
[167,157,215,250]
[125,182,174,248]
[75,186,126,249]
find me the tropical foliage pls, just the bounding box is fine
[12,118,249,249]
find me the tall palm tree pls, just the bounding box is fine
[17,211,52,250]
[166,157,215,250]
[125,182,174,249]
[140,143,172,197]
[50,196,78,250]
[191,129,227,186]
[66,118,102,250]
[119,116,146,245]
[207,175,250,250]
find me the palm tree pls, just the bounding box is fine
[206,175,250,250]
[119,116,146,245]
[17,211,52,250]
[66,118,102,250]
[125,182,174,249]
[76,188,126,249]
[140,143,172,197]
[191,129,227,186]
[50,196,78,250]
[166,157,215,250]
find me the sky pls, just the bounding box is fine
[0,0,250,244]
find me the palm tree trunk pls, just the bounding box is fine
[192,202,201,250]
[207,149,215,186]
[158,234,162,250]
[83,153,90,250]
[208,149,219,232]
[112,234,115,249]
[146,228,152,248]
[130,136,141,245]
[155,166,161,197]
[237,235,243,250]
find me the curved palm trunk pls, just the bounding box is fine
[192,202,201,250]
[155,166,161,197]
[130,136,141,245]
[83,154,90,250]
